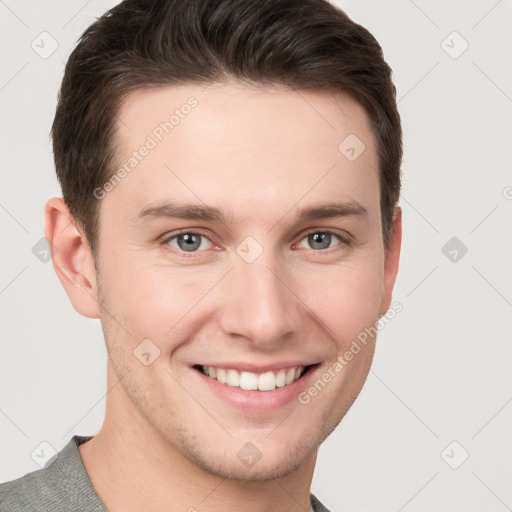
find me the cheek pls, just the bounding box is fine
[297,262,384,346]
[102,260,219,345]
[99,243,384,357]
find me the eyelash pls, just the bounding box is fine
[159,229,352,257]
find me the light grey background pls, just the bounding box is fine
[1,1,511,511]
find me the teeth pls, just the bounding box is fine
[275,369,286,387]
[285,368,296,385]
[216,368,227,383]
[240,371,258,391]
[200,365,306,391]
[258,371,276,391]
[226,369,240,387]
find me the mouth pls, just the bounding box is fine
[193,364,316,392]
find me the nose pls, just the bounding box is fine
[217,249,302,349]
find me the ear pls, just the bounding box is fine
[379,206,402,316]
[44,197,100,319]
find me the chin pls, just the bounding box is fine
[177,430,320,482]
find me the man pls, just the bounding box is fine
[0,0,402,510]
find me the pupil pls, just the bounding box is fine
[178,233,200,251]
[310,232,330,250]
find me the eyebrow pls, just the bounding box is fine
[133,200,368,226]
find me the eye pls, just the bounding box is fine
[296,230,348,251]
[160,229,350,257]
[163,232,213,253]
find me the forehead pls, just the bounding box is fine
[105,82,379,225]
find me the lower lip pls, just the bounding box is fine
[192,365,319,411]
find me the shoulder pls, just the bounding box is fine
[0,436,104,512]
[310,492,333,512]
[0,465,56,512]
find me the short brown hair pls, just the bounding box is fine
[52,0,402,257]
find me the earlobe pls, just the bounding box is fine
[380,206,402,316]
[44,197,100,319]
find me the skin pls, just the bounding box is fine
[45,82,401,512]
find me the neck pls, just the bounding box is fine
[78,365,317,512]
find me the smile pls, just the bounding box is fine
[198,365,310,391]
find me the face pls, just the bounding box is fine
[90,82,399,480]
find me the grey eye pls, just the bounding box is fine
[301,231,342,251]
[170,233,211,252]
[305,232,336,250]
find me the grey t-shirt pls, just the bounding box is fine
[0,436,331,511]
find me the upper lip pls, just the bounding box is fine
[193,361,318,373]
